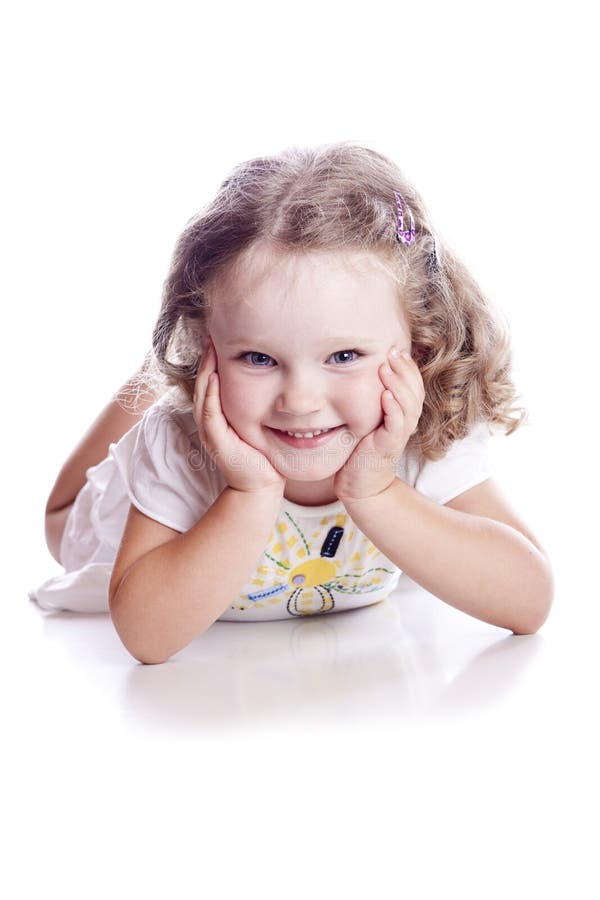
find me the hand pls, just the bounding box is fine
[193,339,285,495]
[334,347,425,502]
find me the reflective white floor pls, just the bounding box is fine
[19,577,554,730]
[5,497,599,898]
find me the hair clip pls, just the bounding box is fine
[393,191,416,245]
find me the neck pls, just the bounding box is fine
[283,476,338,507]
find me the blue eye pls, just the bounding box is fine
[329,349,360,364]
[241,352,276,367]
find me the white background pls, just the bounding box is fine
[2,1,599,897]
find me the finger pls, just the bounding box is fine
[379,378,421,440]
[193,347,219,444]
[379,363,412,402]
[387,350,424,393]
[199,372,229,449]
[193,342,217,406]
[380,371,422,413]
[380,387,407,434]
[380,358,425,408]
[198,339,217,377]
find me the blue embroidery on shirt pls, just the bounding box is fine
[248,584,287,602]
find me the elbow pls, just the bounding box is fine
[117,624,174,664]
[45,504,75,565]
[511,607,551,636]
[109,572,214,664]
[111,613,174,665]
[132,650,172,666]
[109,587,173,665]
[511,555,555,635]
[110,616,174,666]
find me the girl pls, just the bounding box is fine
[35,142,554,664]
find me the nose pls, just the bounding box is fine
[274,367,324,416]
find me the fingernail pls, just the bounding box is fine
[400,350,411,359]
[390,346,400,358]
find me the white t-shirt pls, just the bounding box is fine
[31,392,494,617]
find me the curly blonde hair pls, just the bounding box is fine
[145,141,525,460]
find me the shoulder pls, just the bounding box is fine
[397,421,495,505]
[133,390,219,479]
[112,390,226,533]
[444,476,549,557]
[138,390,197,442]
[128,391,207,468]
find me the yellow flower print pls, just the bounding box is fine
[243,511,395,617]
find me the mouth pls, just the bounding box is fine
[267,425,345,449]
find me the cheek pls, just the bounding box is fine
[336,373,383,437]
[219,373,245,419]
[342,371,384,428]
[218,370,264,428]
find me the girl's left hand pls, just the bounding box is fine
[334,347,425,502]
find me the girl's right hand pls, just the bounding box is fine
[193,338,286,495]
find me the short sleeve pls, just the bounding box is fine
[111,397,224,533]
[397,422,494,505]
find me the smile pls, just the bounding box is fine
[268,425,344,448]
[283,427,334,438]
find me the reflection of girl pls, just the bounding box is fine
[38,142,553,663]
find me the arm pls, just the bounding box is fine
[109,485,283,664]
[341,477,554,634]
[45,364,160,564]
[45,365,159,514]
[334,347,552,634]
[110,337,287,664]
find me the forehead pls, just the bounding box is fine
[209,241,406,332]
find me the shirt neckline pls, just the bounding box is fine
[282,496,345,517]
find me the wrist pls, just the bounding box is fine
[225,482,285,503]
[337,474,399,507]
[224,468,286,496]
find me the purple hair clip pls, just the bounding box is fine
[393,191,416,245]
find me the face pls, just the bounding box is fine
[208,243,411,501]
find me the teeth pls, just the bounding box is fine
[285,427,332,438]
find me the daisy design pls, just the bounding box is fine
[239,511,396,617]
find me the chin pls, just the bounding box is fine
[275,465,338,483]
[269,448,351,482]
